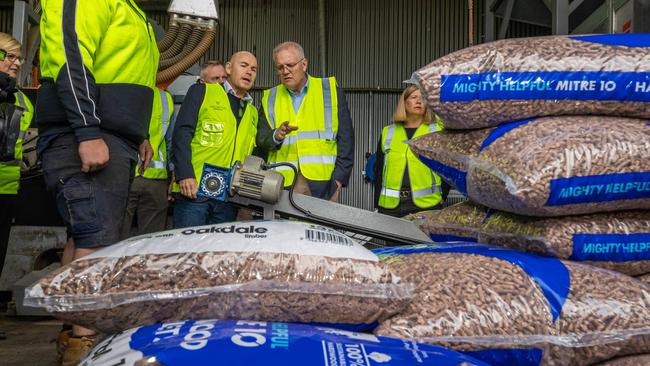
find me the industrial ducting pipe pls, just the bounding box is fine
[157,0,219,84]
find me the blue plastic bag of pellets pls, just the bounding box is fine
[80,319,491,366]
[372,243,650,366]
[409,115,650,217]
[412,33,650,129]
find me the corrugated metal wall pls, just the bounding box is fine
[144,0,551,210]
[0,1,550,210]
[0,5,12,34]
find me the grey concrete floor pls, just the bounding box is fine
[0,316,61,366]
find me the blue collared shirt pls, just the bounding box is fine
[287,77,309,113]
[223,80,253,103]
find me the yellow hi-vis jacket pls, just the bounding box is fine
[37,0,159,145]
[138,88,174,180]
[0,91,33,194]
[172,84,258,193]
[378,121,443,209]
[262,76,338,186]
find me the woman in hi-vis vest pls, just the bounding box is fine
[373,85,449,217]
[0,32,33,278]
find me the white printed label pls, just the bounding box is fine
[85,221,377,262]
[79,328,142,366]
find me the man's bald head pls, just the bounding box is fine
[229,51,256,64]
[226,51,258,98]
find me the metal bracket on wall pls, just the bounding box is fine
[12,0,40,87]
[485,0,591,41]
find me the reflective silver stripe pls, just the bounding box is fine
[282,130,338,146]
[298,130,337,140]
[299,155,336,165]
[383,124,396,151]
[267,87,278,129]
[157,89,171,165]
[148,160,166,169]
[412,186,441,198]
[18,130,27,140]
[159,89,171,137]
[381,188,400,198]
[283,135,297,146]
[429,123,438,133]
[322,78,333,133]
[270,161,298,171]
[16,91,27,109]
[1,159,21,166]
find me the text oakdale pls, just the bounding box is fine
[181,225,269,235]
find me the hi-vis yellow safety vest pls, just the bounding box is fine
[262,76,338,186]
[173,84,258,192]
[379,121,443,209]
[0,91,33,194]
[138,88,173,179]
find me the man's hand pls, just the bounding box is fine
[138,139,154,175]
[167,171,175,202]
[79,138,109,173]
[330,180,343,202]
[179,178,198,199]
[273,121,298,142]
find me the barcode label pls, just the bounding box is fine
[305,229,354,246]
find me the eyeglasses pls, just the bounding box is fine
[275,57,304,74]
[0,49,24,65]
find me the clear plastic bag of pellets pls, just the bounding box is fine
[409,116,650,217]
[419,201,650,276]
[373,243,650,366]
[80,320,492,366]
[24,221,414,333]
[412,33,650,130]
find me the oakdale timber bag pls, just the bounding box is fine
[24,221,413,333]
[412,34,650,130]
[409,116,650,216]
[373,244,650,366]
[80,320,491,366]
[421,201,650,276]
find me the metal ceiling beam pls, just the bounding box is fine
[485,0,496,42]
[552,0,569,34]
[498,0,516,39]
[490,0,506,12]
[569,0,585,13]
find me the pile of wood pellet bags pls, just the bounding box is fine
[385,33,650,365]
[373,243,650,366]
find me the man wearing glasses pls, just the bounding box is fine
[256,41,354,201]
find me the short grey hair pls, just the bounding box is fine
[272,41,305,61]
[200,60,225,79]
